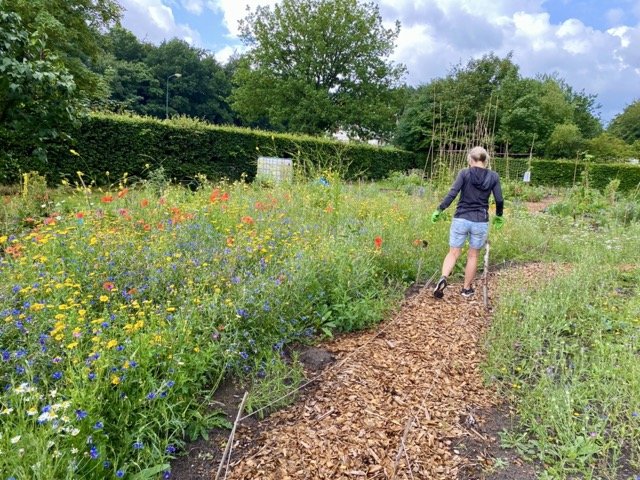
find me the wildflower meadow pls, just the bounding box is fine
[1,170,639,479]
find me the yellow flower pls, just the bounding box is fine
[193,346,200,353]
[66,342,78,350]
[0,235,7,244]
[111,375,121,385]
[106,339,118,349]
[99,295,109,303]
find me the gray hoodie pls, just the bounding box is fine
[438,167,504,222]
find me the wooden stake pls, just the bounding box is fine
[215,391,249,480]
[483,241,490,308]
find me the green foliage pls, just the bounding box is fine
[232,0,405,139]
[608,99,640,144]
[4,113,419,185]
[585,132,633,162]
[3,0,121,100]
[492,158,640,192]
[395,56,602,156]
[0,5,80,161]
[545,123,584,159]
[485,253,640,478]
[94,32,236,123]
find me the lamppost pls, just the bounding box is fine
[165,73,182,119]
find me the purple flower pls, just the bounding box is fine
[146,392,156,400]
[165,444,176,454]
[236,308,249,318]
[239,351,249,360]
[132,441,144,450]
[75,409,88,420]
[90,445,99,459]
[94,421,104,430]
[88,372,96,381]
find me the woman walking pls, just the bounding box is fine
[431,146,504,298]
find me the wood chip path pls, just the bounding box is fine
[223,269,539,479]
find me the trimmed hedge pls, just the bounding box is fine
[493,158,640,192]
[1,113,421,185]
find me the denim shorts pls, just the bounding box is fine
[449,218,488,249]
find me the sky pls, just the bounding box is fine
[119,0,640,124]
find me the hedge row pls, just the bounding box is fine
[1,113,421,185]
[492,158,640,192]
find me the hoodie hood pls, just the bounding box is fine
[469,167,494,191]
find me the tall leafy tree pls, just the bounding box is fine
[231,0,405,139]
[0,5,79,164]
[394,54,519,152]
[3,0,121,100]
[608,99,640,144]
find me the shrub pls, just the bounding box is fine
[4,113,420,186]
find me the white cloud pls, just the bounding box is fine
[214,45,239,63]
[120,0,202,44]
[207,0,278,37]
[181,0,205,15]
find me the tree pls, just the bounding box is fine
[3,0,121,101]
[0,6,79,161]
[394,54,520,152]
[545,123,584,158]
[608,99,640,144]
[585,133,633,162]
[231,0,405,139]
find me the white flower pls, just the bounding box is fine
[26,407,38,416]
[71,447,79,454]
[10,435,21,444]
[70,428,80,437]
[0,408,13,415]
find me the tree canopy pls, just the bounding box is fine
[231,0,405,139]
[394,54,602,156]
[608,99,640,144]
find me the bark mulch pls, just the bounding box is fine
[221,270,532,480]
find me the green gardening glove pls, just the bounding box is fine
[431,209,443,223]
[492,215,505,230]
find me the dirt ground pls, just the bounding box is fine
[171,268,546,479]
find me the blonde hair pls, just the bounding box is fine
[468,146,489,164]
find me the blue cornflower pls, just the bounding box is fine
[236,308,249,319]
[633,412,639,418]
[1,350,10,361]
[90,445,99,459]
[16,366,25,375]
[262,301,271,312]
[231,276,241,284]
[146,392,156,400]
[166,380,175,388]
[116,470,125,478]
[12,285,21,293]
[128,361,137,368]
[101,322,110,329]
[88,372,96,381]
[165,444,177,454]
[116,345,124,351]
[94,421,104,430]
[239,351,249,360]
[103,461,111,469]
[75,409,88,420]
[163,471,171,479]
[132,441,144,450]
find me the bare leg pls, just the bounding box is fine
[464,248,480,289]
[442,247,462,277]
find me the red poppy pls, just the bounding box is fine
[76,212,84,219]
[241,216,254,225]
[103,281,115,291]
[140,199,149,208]
[101,195,113,203]
[374,236,383,250]
[117,188,129,199]
[209,189,221,203]
[221,192,229,202]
